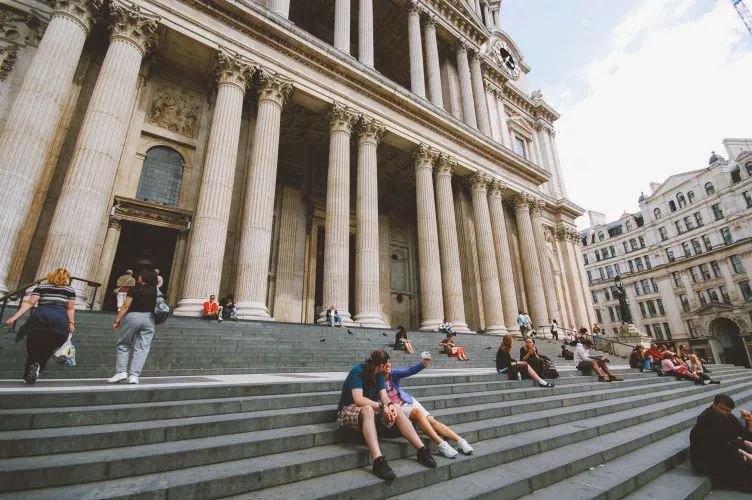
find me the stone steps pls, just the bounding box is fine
[623,461,711,500]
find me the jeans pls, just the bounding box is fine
[115,312,155,377]
[640,359,652,372]
[330,314,342,326]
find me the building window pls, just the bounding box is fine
[711,260,722,278]
[731,255,744,273]
[743,191,752,208]
[601,249,608,260]
[654,208,662,219]
[628,260,635,273]
[608,307,615,322]
[654,323,664,339]
[708,288,720,303]
[587,270,592,283]
[645,324,652,337]
[595,309,603,323]
[614,263,621,274]
[719,285,731,304]
[592,290,598,303]
[675,221,684,234]
[659,227,668,241]
[623,241,629,253]
[645,255,652,270]
[687,191,695,204]
[712,203,724,220]
[740,281,752,302]
[697,290,708,306]
[606,265,614,279]
[684,216,695,230]
[689,267,699,283]
[694,212,704,227]
[599,268,605,280]
[721,227,733,245]
[679,294,690,312]
[615,307,622,322]
[604,287,612,301]
[747,162,752,176]
[626,220,633,231]
[639,302,647,318]
[699,264,711,281]
[641,279,651,294]
[669,200,677,212]
[135,146,184,207]
[598,231,604,242]
[584,254,589,265]
[657,298,665,315]
[677,192,687,208]
[672,272,682,287]
[647,301,657,317]
[663,322,672,340]
[636,258,645,272]
[731,167,742,184]
[691,239,702,255]
[514,136,527,158]
[634,282,641,296]
[639,236,646,248]
[610,245,616,257]
[682,242,691,257]
[705,182,715,196]
[667,249,675,262]
[687,320,696,337]
[651,277,659,292]
[630,238,638,251]
[702,234,712,251]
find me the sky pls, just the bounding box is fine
[501,0,752,228]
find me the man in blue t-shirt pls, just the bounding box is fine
[337,350,436,481]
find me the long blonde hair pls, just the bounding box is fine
[45,268,70,287]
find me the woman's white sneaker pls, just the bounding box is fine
[456,438,474,455]
[127,375,139,384]
[107,372,127,383]
[437,441,459,458]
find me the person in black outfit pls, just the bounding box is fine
[496,335,554,388]
[519,337,545,376]
[690,394,752,492]
[393,325,414,354]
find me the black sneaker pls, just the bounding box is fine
[417,446,437,468]
[24,362,40,385]
[372,456,396,481]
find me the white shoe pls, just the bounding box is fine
[108,372,127,383]
[438,441,459,458]
[127,375,139,384]
[456,438,474,455]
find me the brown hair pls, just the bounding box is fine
[362,349,390,394]
[500,334,513,353]
[45,268,70,287]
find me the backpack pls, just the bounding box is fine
[154,291,170,325]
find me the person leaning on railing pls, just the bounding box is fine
[5,268,76,384]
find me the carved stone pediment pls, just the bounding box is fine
[112,196,192,231]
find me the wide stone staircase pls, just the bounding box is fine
[0,312,750,499]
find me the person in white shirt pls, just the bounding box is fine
[517,311,530,339]
[438,319,454,336]
[154,268,163,291]
[574,339,622,382]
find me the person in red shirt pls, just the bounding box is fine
[644,342,662,370]
[202,295,223,322]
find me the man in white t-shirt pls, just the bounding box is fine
[574,339,622,382]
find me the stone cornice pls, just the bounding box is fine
[421,0,488,49]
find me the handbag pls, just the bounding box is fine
[154,291,170,325]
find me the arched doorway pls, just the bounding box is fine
[710,317,751,367]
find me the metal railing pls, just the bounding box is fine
[0,277,102,324]
[531,324,637,357]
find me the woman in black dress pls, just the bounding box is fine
[496,335,554,388]
[519,337,546,377]
[5,268,76,384]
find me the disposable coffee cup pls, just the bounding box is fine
[421,351,432,360]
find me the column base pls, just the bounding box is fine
[482,325,507,336]
[451,321,472,333]
[353,312,387,328]
[419,319,441,331]
[173,298,205,317]
[235,301,275,321]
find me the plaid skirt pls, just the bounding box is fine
[336,404,395,431]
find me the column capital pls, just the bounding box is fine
[413,143,436,170]
[215,49,254,92]
[407,1,424,16]
[530,198,545,218]
[488,179,507,199]
[513,193,536,212]
[468,49,482,62]
[357,115,385,145]
[434,154,456,177]
[109,0,160,55]
[454,39,468,53]
[52,0,102,34]
[469,171,490,193]
[424,13,438,26]
[108,217,122,231]
[256,68,293,106]
[328,103,358,134]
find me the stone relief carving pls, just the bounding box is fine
[112,196,192,230]
[148,83,202,137]
[0,44,17,81]
[0,5,49,80]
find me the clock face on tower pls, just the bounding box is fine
[492,39,520,79]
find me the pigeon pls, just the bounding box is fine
[347,329,354,335]
[485,346,492,349]
[319,338,326,342]
[382,332,388,337]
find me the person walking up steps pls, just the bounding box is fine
[108,269,159,385]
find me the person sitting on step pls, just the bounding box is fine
[629,344,652,372]
[560,344,574,360]
[336,350,437,481]
[688,354,720,384]
[440,333,467,360]
[574,339,622,382]
[220,295,238,321]
[644,342,663,372]
[497,335,554,388]
[661,351,716,385]
[202,295,223,322]
[438,318,454,336]
[382,352,474,458]
[326,304,342,327]
[394,325,414,354]
[519,338,546,377]
[690,394,752,493]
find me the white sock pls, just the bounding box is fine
[538,379,548,386]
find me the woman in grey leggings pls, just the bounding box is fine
[108,268,158,385]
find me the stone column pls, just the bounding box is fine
[434,155,469,332]
[414,144,443,330]
[268,0,290,18]
[530,201,560,323]
[455,42,477,128]
[423,15,443,108]
[234,70,292,320]
[513,194,548,329]
[334,0,350,53]
[496,92,511,148]
[488,181,520,332]
[0,0,100,294]
[486,85,501,142]
[354,116,386,327]
[358,0,374,66]
[482,2,493,30]
[572,233,596,327]
[444,56,463,120]
[37,2,159,301]
[469,51,491,135]
[558,225,589,328]
[470,173,505,334]
[547,130,568,198]
[407,2,426,98]
[92,218,121,310]
[175,51,253,315]
[321,104,358,324]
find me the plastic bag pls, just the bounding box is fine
[53,333,76,367]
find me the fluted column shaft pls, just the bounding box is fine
[488,182,519,331]
[407,4,426,98]
[175,52,252,315]
[334,0,350,53]
[423,16,443,107]
[354,118,385,327]
[268,0,290,18]
[455,43,477,128]
[572,236,595,327]
[560,229,589,328]
[469,52,491,135]
[38,4,159,302]
[496,93,511,148]
[358,0,374,66]
[235,72,292,320]
[414,146,443,330]
[434,156,468,332]
[0,0,100,293]
[470,173,505,334]
[530,203,560,323]
[321,105,357,324]
[513,195,548,329]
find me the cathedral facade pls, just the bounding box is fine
[0,0,593,332]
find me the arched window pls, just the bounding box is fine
[136,146,184,206]
[677,192,686,208]
[669,200,677,212]
[687,191,695,203]
[746,162,752,176]
[598,232,604,242]
[653,208,661,219]
[705,182,715,196]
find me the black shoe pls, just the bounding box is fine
[709,380,721,384]
[24,362,40,385]
[417,446,437,468]
[372,456,396,481]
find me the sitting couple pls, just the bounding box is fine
[336,350,474,480]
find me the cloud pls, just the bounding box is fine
[552,0,752,228]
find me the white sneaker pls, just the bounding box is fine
[456,438,474,455]
[108,372,127,383]
[127,375,139,384]
[438,441,459,458]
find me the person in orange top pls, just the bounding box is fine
[202,295,223,322]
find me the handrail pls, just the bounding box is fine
[0,276,102,324]
[531,323,639,357]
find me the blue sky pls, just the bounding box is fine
[500,0,752,227]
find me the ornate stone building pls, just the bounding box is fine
[0,0,592,332]
[581,139,752,366]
